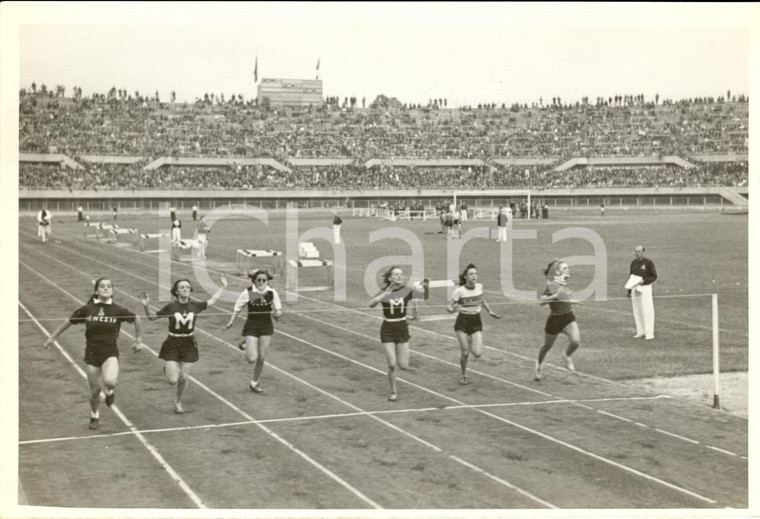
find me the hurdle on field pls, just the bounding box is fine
[137,232,171,253]
[172,238,204,262]
[286,259,333,292]
[236,249,283,276]
[414,279,458,321]
[298,242,320,258]
[105,226,138,246]
[83,222,110,241]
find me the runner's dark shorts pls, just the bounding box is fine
[380,320,410,344]
[243,317,274,338]
[454,313,483,335]
[84,344,119,367]
[159,336,199,363]
[544,312,576,335]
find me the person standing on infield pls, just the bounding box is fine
[368,266,427,402]
[534,259,582,381]
[226,269,282,394]
[496,205,508,242]
[36,206,52,242]
[447,264,501,385]
[139,276,227,414]
[195,215,211,259]
[43,278,145,430]
[332,212,343,244]
[629,245,658,340]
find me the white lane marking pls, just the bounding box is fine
[23,234,744,500]
[21,240,558,509]
[20,395,672,446]
[290,308,747,459]
[274,324,719,504]
[18,300,207,509]
[19,259,382,510]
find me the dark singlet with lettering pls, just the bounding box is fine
[69,300,136,365]
[379,286,416,320]
[70,300,136,348]
[378,286,418,344]
[236,286,282,337]
[156,300,208,335]
[156,300,208,363]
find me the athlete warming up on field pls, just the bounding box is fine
[139,276,227,414]
[368,266,428,402]
[225,269,282,394]
[42,278,145,430]
[534,259,582,381]
[446,264,500,385]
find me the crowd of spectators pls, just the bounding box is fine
[20,85,748,161]
[18,83,748,190]
[20,160,747,191]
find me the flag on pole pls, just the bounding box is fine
[316,58,320,80]
[254,56,258,82]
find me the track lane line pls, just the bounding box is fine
[19,394,670,446]
[18,300,207,509]
[20,242,558,508]
[18,259,382,510]
[22,233,748,468]
[21,233,745,500]
[288,307,748,461]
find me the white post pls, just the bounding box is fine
[712,293,720,409]
[527,191,531,220]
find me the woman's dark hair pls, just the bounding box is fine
[171,278,194,297]
[248,269,274,282]
[543,258,563,280]
[459,263,477,286]
[382,266,402,288]
[92,278,113,300]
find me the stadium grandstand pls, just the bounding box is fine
[18,84,748,211]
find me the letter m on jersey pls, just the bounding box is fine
[174,312,195,331]
[389,297,405,315]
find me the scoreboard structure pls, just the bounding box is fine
[257,78,323,107]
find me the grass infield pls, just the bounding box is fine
[16,206,747,509]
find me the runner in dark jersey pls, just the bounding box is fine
[534,259,583,381]
[369,266,427,402]
[139,276,227,413]
[43,278,145,430]
[225,269,282,394]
